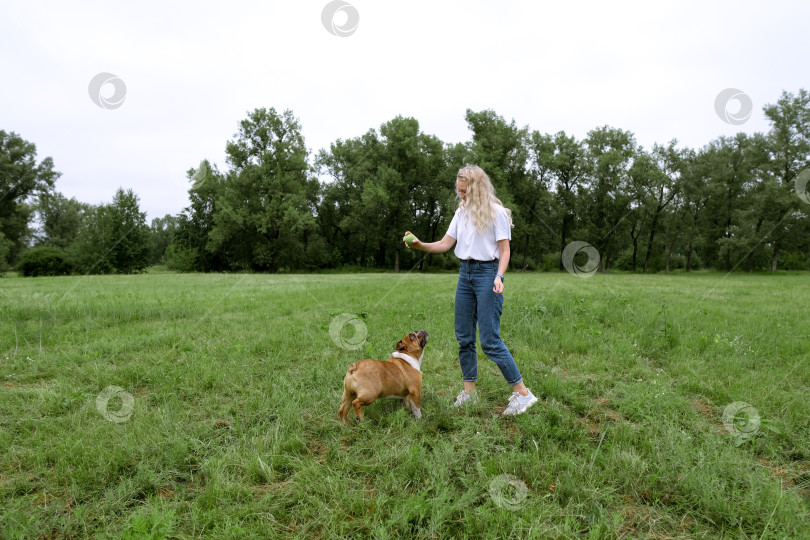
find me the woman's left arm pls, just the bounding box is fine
[494,239,510,294]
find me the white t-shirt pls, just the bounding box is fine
[446,204,512,261]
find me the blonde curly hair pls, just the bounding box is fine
[456,165,513,232]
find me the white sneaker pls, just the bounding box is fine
[454,389,478,407]
[502,389,538,416]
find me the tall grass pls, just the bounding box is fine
[1,271,808,538]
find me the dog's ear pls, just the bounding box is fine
[409,332,417,342]
[396,339,406,351]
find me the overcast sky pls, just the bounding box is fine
[2,0,808,222]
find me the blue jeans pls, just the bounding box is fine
[454,259,523,386]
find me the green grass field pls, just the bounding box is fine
[1,270,809,539]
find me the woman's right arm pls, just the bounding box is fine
[403,232,456,254]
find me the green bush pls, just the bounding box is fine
[0,231,11,274]
[511,254,541,271]
[779,251,810,270]
[17,246,73,277]
[542,252,561,272]
[165,244,198,272]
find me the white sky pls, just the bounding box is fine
[2,0,808,222]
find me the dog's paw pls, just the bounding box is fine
[413,408,422,419]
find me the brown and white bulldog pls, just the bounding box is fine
[338,330,429,421]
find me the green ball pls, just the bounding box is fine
[404,234,415,244]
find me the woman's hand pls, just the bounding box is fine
[403,231,421,250]
[493,275,504,294]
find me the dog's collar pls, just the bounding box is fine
[392,351,422,372]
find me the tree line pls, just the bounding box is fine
[1,89,808,276]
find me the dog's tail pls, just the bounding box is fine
[346,362,358,375]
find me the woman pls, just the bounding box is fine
[404,165,537,415]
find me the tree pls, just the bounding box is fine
[70,204,116,274]
[761,89,810,271]
[530,131,588,269]
[316,131,383,267]
[318,116,453,272]
[630,141,686,273]
[658,204,685,271]
[35,191,89,249]
[70,188,151,274]
[704,134,762,271]
[0,131,60,266]
[108,189,151,273]
[623,206,648,272]
[171,160,228,272]
[715,134,772,272]
[581,126,637,271]
[680,149,714,271]
[209,108,322,271]
[370,116,450,272]
[149,214,178,265]
[465,109,530,198]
